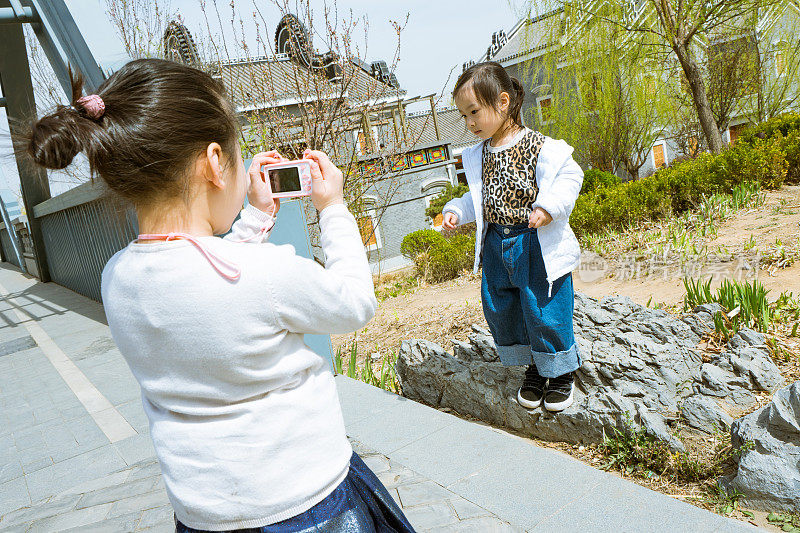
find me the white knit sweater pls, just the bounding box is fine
[101,203,376,530]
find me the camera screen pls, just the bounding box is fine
[268,167,302,192]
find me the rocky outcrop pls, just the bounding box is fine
[397,293,784,452]
[722,382,800,512]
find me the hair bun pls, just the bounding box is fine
[27,108,84,169]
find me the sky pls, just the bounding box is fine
[2,0,534,196]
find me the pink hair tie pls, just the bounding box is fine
[76,94,105,119]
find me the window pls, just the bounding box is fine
[643,75,656,99]
[652,143,666,169]
[776,49,786,77]
[355,131,367,155]
[537,96,553,124]
[688,135,699,157]
[729,123,746,145]
[356,203,381,252]
[421,178,451,230]
[353,126,380,156]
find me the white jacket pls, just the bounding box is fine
[443,132,584,297]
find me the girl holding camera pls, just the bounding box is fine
[25,58,414,533]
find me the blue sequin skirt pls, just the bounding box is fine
[175,452,416,532]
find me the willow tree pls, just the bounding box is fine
[748,2,800,122]
[543,0,786,154]
[527,4,670,178]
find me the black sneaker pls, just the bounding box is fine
[544,372,574,412]
[517,364,546,409]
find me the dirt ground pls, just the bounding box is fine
[332,186,800,529]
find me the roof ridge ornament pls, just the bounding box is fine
[486,30,508,60]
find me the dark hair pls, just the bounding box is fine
[453,61,525,129]
[25,59,240,207]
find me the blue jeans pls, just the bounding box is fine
[481,223,581,378]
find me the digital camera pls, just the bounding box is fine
[262,160,312,198]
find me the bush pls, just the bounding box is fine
[400,228,475,283]
[424,183,469,220]
[581,169,621,194]
[400,229,444,260]
[739,113,800,184]
[738,112,800,145]
[570,135,789,238]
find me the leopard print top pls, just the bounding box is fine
[481,129,546,225]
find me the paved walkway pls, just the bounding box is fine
[0,264,762,532]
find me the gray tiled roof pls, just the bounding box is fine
[481,8,563,65]
[219,56,405,111]
[406,107,477,151]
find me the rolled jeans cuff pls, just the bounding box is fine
[531,343,582,378]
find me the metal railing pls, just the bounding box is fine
[0,224,20,268]
[32,181,137,302]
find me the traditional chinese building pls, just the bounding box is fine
[164,15,479,273]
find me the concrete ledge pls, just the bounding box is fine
[335,376,762,532]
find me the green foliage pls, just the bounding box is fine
[600,415,671,476]
[571,138,789,238]
[682,277,783,337]
[738,112,800,145]
[600,415,752,485]
[401,229,475,283]
[683,277,714,310]
[739,113,800,184]
[400,230,445,260]
[730,181,765,210]
[767,512,800,533]
[333,342,400,394]
[424,183,469,220]
[705,483,746,517]
[419,233,475,283]
[375,275,419,302]
[581,169,621,194]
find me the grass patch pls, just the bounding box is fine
[375,275,420,302]
[334,341,400,394]
[683,277,800,339]
[599,415,751,484]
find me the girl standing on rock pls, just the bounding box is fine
[25,58,415,533]
[442,62,583,412]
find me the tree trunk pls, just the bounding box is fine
[673,43,725,153]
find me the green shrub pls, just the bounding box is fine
[581,169,621,194]
[716,135,787,189]
[571,136,789,238]
[400,229,444,260]
[739,113,800,184]
[424,183,469,220]
[780,129,800,183]
[738,112,800,145]
[401,229,475,283]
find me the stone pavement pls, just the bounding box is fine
[0,263,764,532]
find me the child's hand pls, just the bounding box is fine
[303,149,344,212]
[248,151,286,216]
[442,212,459,229]
[528,207,552,229]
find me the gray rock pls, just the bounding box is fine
[737,328,767,347]
[692,303,723,329]
[397,294,784,452]
[680,395,734,433]
[724,382,800,512]
[728,347,784,392]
